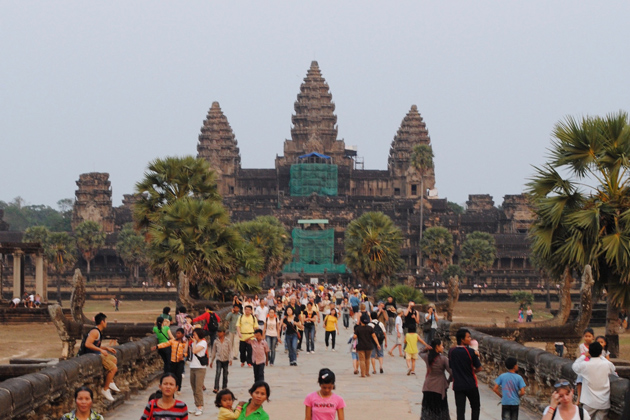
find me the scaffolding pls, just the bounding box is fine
[289,163,338,196]
[283,228,346,274]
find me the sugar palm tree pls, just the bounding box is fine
[420,226,454,301]
[411,144,434,268]
[74,221,106,282]
[528,111,630,356]
[460,231,496,288]
[45,232,77,304]
[344,211,404,290]
[116,224,148,284]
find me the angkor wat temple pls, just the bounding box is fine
[1,61,537,287]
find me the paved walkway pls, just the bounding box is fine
[112,326,539,420]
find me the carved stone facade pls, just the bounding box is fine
[71,173,115,233]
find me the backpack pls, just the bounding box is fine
[205,312,219,332]
[373,322,385,343]
[551,406,583,420]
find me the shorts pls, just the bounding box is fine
[101,353,117,371]
[351,352,359,360]
[395,335,403,345]
[371,346,384,358]
[405,352,418,360]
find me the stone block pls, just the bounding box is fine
[79,354,103,377]
[38,365,68,399]
[0,387,12,420]
[18,372,50,402]
[524,348,545,371]
[0,377,33,417]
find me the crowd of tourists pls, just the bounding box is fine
[64,283,625,420]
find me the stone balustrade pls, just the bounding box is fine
[435,319,630,419]
[0,335,161,420]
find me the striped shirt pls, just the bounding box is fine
[141,399,188,419]
[157,339,188,363]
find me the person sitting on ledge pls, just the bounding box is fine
[60,386,104,420]
[78,312,120,401]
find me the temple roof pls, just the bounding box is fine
[387,104,431,168]
[197,101,241,170]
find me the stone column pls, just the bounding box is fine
[35,253,46,302]
[12,251,23,299]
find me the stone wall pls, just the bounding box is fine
[436,320,630,419]
[0,335,161,420]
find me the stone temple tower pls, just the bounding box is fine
[72,173,115,233]
[196,101,242,197]
[387,105,436,198]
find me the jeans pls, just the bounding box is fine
[343,313,350,328]
[501,405,519,420]
[424,328,436,346]
[305,325,315,352]
[286,333,298,363]
[207,331,217,349]
[454,388,480,420]
[214,360,229,390]
[325,331,336,349]
[297,329,304,350]
[555,344,564,357]
[239,340,252,365]
[253,363,265,382]
[266,336,278,364]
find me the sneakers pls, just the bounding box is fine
[101,389,114,401]
[108,382,121,393]
[332,349,336,352]
[195,409,203,416]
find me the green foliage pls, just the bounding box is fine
[116,224,148,281]
[376,284,427,306]
[512,291,534,307]
[443,264,466,281]
[448,201,465,215]
[410,144,435,177]
[23,226,50,245]
[527,111,630,308]
[234,216,291,279]
[460,231,497,279]
[74,221,106,275]
[45,232,77,275]
[344,212,403,289]
[420,227,454,275]
[0,197,72,232]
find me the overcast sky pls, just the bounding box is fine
[2,1,629,208]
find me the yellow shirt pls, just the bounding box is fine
[324,315,338,332]
[218,407,242,420]
[237,314,256,341]
[405,333,419,354]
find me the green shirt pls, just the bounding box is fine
[225,312,241,333]
[60,409,104,420]
[153,326,171,344]
[237,402,269,420]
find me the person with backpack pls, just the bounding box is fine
[369,311,387,374]
[193,304,221,348]
[542,380,590,420]
[189,328,208,416]
[78,312,120,401]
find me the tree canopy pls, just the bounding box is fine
[74,221,106,277]
[420,226,454,276]
[460,231,496,281]
[0,197,72,232]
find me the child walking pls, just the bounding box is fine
[304,368,346,420]
[249,329,270,382]
[215,389,244,420]
[576,328,595,402]
[404,329,429,375]
[156,328,188,392]
[210,327,233,393]
[493,357,526,420]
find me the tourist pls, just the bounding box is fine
[353,313,380,378]
[153,316,173,373]
[210,327,233,393]
[517,306,524,323]
[113,296,120,312]
[237,305,256,367]
[183,315,194,340]
[595,336,610,360]
[193,304,221,348]
[321,293,331,321]
[368,311,387,373]
[225,304,242,360]
[215,389,244,420]
[249,329,270,382]
[254,299,269,327]
[304,302,318,353]
[349,332,359,375]
[403,301,420,336]
[304,368,346,420]
[78,312,120,401]
[176,306,188,326]
[385,296,397,334]
[404,321,430,375]
[161,306,173,322]
[156,327,189,393]
[576,328,595,402]
[141,373,188,419]
[334,287,344,305]
[572,341,616,420]
[189,328,208,416]
[60,386,104,420]
[493,357,526,420]
[526,306,533,322]
[233,294,243,312]
[388,308,405,357]
[420,339,451,420]
[340,298,350,330]
[449,328,482,420]
[34,293,41,308]
[253,294,261,308]
[424,304,438,345]
[263,308,281,366]
[10,297,20,308]
[349,291,360,316]
[237,381,270,420]
[541,381,589,420]
[282,306,303,366]
[555,341,565,358]
[376,301,389,327]
[324,308,340,351]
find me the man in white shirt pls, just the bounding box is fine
[572,341,616,420]
[254,299,269,327]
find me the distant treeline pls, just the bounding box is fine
[0,197,72,232]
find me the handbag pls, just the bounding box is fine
[422,314,433,332]
[195,352,209,366]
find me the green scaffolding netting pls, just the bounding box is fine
[283,228,347,274]
[289,163,338,196]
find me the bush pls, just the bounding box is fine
[512,291,534,307]
[376,284,427,306]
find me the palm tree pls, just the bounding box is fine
[45,232,77,304]
[74,221,106,282]
[410,144,434,269]
[116,224,148,284]
[344,212,404,291]
[460,231,496,288]
[420,226,454,301]
[528,111,630,357]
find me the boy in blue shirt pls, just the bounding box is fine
[493,357,526,420]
